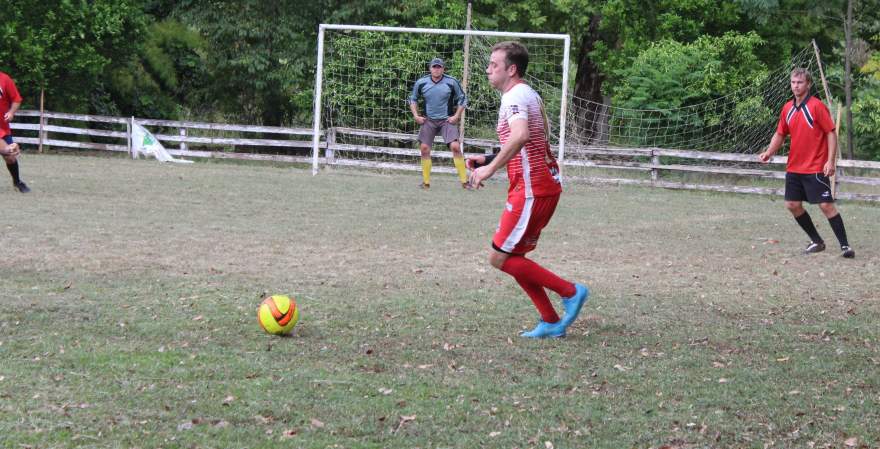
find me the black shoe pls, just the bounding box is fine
[841,245,855,258]
[420,182,430,190]
[14,181,30,193]
[804,241,825,254]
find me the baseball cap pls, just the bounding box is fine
[430,58,445,68]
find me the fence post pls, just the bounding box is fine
[651,148,660,182]
[39,115,48,153]
[128,117,134,158]
[38,89,45,153]
[179,127,187,152]
[325,127,336,164]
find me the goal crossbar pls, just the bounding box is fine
[311,23,571,175]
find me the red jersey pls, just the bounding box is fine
[497,83,562,198]
[775,95,835,174]
[0,71,23,138]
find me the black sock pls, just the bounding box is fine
[6,161,20,184]
[794,211,823,243]
[827,213,850,248]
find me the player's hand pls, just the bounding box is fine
[465,155,486,171]
[823,160,836,177]
[3,111,13,122]
[414,116,426,125]
[469,165,495,189]
[447,116,460,125]
[758,151,771,163]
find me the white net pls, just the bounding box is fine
[316,27,840,185]
[560,46,819,181]
[317,27,568,171]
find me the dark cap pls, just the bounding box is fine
[430,57,445,68]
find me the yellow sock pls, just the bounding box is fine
[453,156,467,184]
[421,158,432,185]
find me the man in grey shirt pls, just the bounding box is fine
[408,57,468,189]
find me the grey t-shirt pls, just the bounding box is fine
[408,74,467,120]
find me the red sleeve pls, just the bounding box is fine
[812,99,835,134]
[775,106,789,136]
[3,76,22,103]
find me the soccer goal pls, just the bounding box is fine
[311,24,571,176]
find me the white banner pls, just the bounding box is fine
[131,121,193,164]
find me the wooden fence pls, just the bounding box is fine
[10,109,880,202]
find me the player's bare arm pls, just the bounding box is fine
[447,106,465,125]
[759,132,785,163]
[470,119,529,188]
[823,131,837,177]
[409,102,425,125]
[4,102,20,122]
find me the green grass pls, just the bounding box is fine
[1,154,878,449]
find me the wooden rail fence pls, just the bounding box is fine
[10,110,880,201]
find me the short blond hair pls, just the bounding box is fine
[791,68,813,84]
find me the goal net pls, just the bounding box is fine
[559,46,821,185]
[311,26,870,197]
[311,24,570,176]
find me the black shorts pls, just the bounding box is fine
[785,172,834,203]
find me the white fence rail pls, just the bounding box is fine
[10,109,880,201]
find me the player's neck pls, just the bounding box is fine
[431,74,443,82]
[793,92,809,104]
[501,78,524,93]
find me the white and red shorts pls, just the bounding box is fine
[492,191,560,255]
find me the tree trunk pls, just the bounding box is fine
[570,14,607,146]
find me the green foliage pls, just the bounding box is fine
[104,19,209,119]
[590,0,745,90]
[612,32,769,148]
[851,84,880,161]
[1,0,877,159]
[0,0,147,113]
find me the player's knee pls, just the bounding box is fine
[818,202,837,216]
[784,201,802,213]
[488,252,506,270]
[419,144,431,157]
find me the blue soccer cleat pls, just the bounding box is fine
[520,320,566,339]
[560,283,590,328]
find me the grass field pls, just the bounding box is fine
[1,154,878,449]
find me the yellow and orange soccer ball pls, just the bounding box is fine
[257,294,299,335]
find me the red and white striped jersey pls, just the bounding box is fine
[496,83,562,198]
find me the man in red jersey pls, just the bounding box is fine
[468,41,588,339]
[0,70,29,193]
[759,68,854,258]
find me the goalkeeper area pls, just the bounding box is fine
[2,154,878,448]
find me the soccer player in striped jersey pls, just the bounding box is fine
[469,41,589,339]
[759,68,855,258]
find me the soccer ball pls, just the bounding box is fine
[257,294,299,335]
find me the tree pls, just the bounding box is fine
[612,32,769,149]
[106,19,209,119]
[0,0,147,113]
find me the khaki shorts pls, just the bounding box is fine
[418,119,459,146]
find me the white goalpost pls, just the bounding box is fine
[311,24,571,176]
